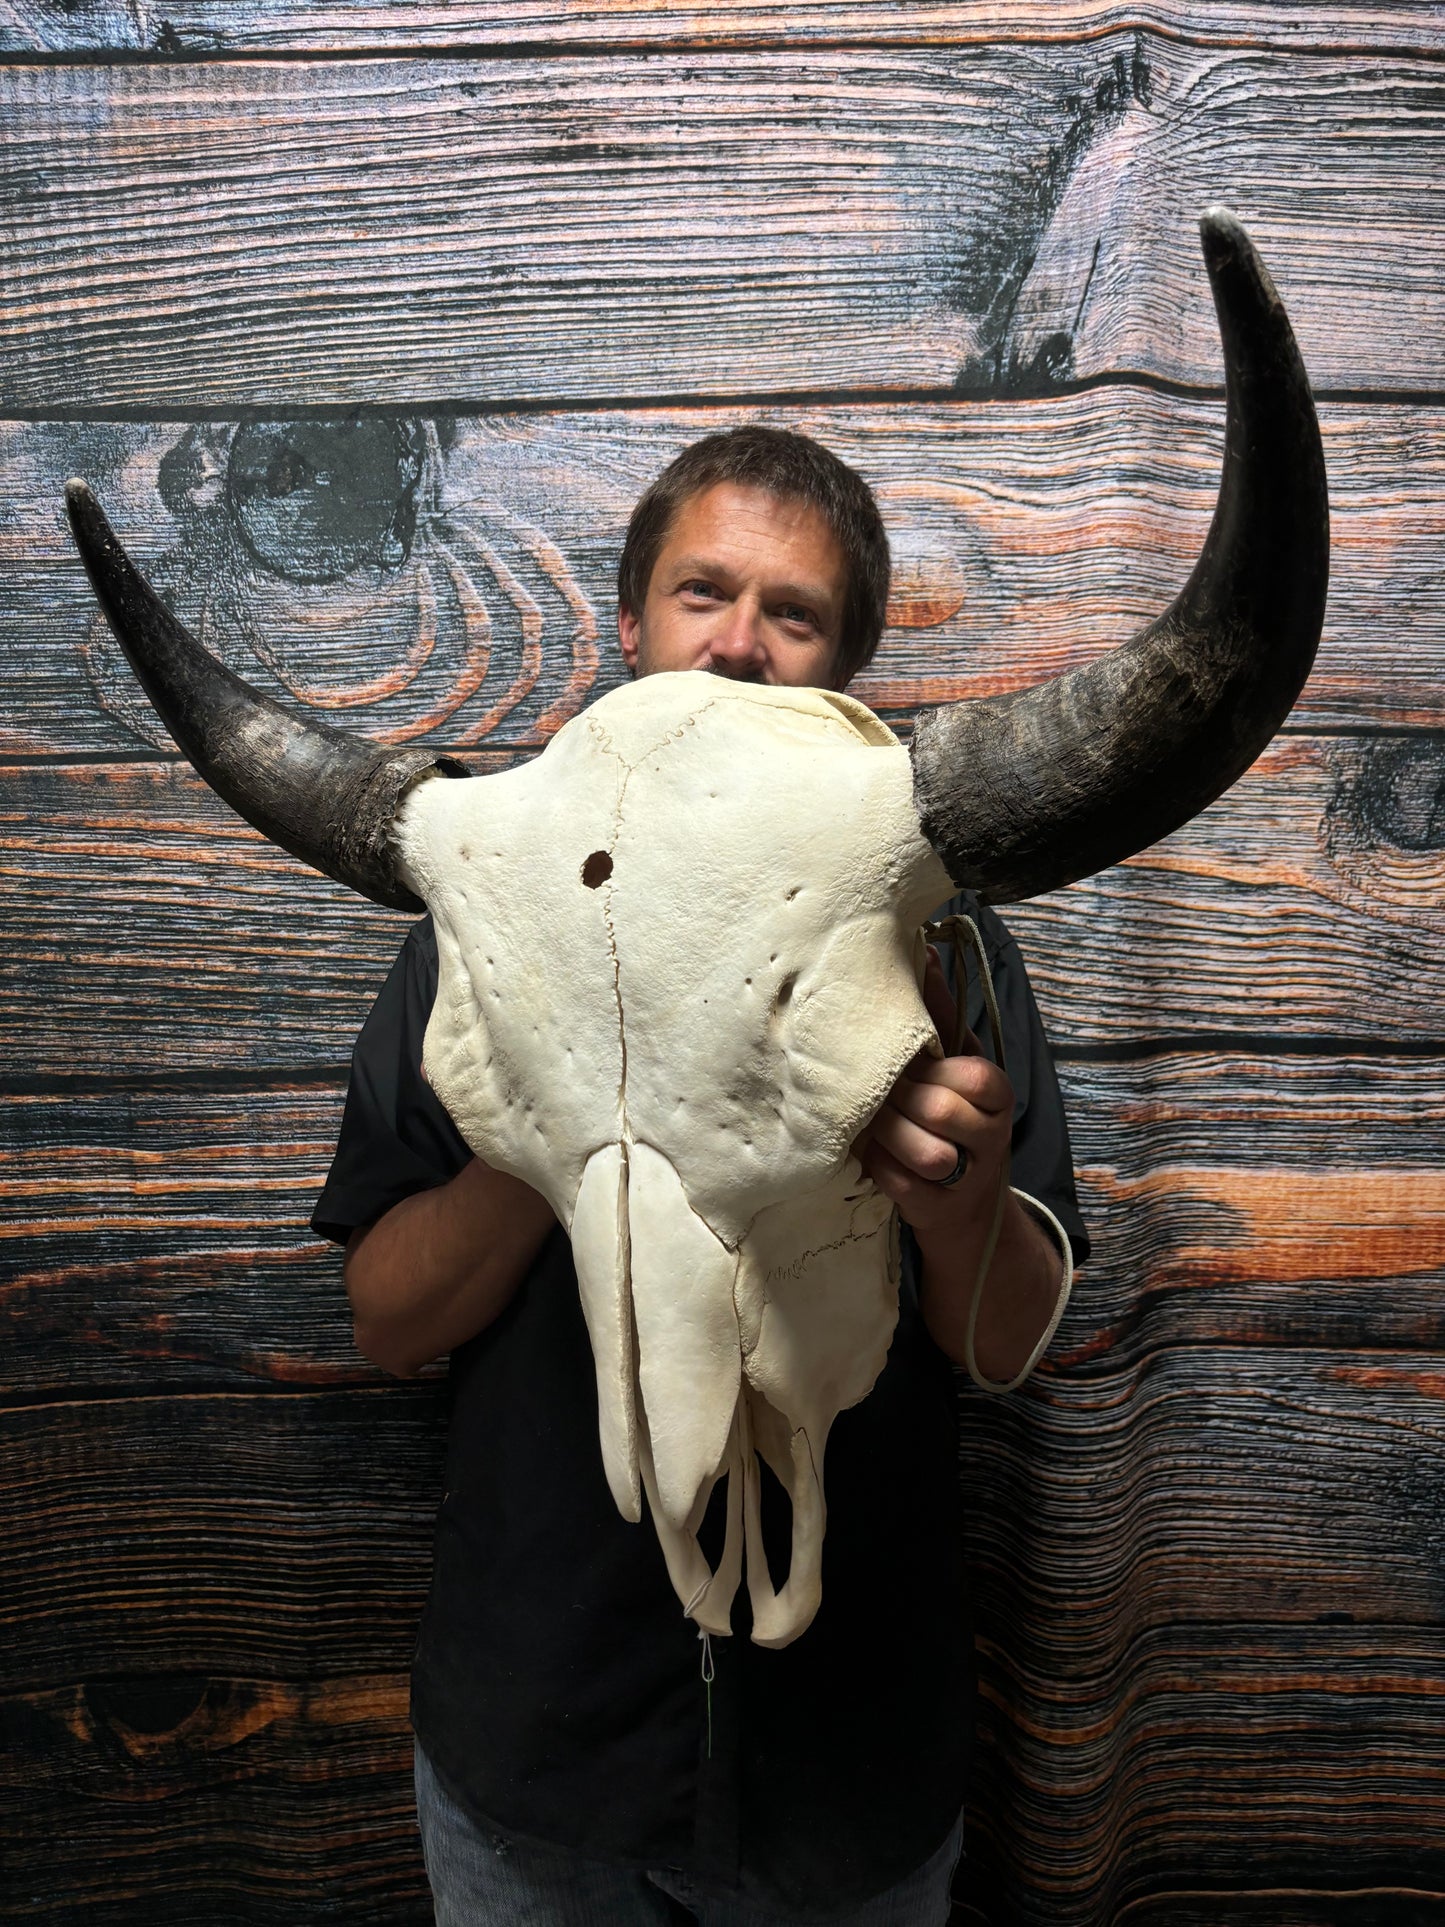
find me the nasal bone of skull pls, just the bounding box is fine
[571,1137,750,1637]
[572,1139,741,1533]
[571,1129,905,1650]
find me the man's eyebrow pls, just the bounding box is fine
[663,553,743,587]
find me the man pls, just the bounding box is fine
[313,426,1088,1925]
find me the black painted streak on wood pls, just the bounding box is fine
[952,39,1155,393]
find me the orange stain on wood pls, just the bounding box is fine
[1084,1166,1445,1283]
[1329,1366,1445,1397]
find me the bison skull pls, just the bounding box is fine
[397,675,951,1642]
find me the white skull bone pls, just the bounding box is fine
[396,671,954,1648]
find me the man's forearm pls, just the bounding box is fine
[345,1157,556,1377]
[915,1189,1065,1384]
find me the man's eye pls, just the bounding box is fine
[778,605,817,628]
[682,579,721,600]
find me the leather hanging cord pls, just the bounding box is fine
[920,914,1074,1395]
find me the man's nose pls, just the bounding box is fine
[708,596,767,674]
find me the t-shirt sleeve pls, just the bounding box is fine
[310,918,473,1246]
[939,894,1091,1269]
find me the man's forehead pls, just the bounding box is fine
[654,482,846,589]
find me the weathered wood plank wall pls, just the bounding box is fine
[1,4,1441,1922]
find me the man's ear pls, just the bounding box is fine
[617,601,641,673]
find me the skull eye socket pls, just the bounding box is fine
[581,850,613,889]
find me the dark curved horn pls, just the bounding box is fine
[65,480,466,912]
[910,207,1329,903]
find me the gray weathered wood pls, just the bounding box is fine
[8,1053,1441,1395]
[7,731,1440,1075]
[3,46,1444,409]
[4,0,1442,55]
[1007,727,1445,1046]
[0,1078,376,1392]
[4,19,1442,1922]
[5,399,1443,758]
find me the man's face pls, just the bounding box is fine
[618,482,849,690]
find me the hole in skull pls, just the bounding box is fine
[775,974,797,1009]
[694,1459,792,1595]
[754,1453,794,1594]
[581,850,614,889]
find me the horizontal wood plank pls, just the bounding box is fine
[4,731,1440,1076]
[5,1054,1443,1391]
[1005,727,1445,1046]
[1058,1051,1445,1356]
[960,1630,1445,1922]
[0,762,413,1071]
[0,1079,380,1393]
[3,1355,1442,1685]
[4,1,1442,56]
[3,46,1444,408]
[957,1346,1445,1652]
[957,1346,1445,1919]
[4,397,1443,756]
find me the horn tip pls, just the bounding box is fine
[64,476,93,507]
[1198,204,1249,264]
[1197,205,1283,317]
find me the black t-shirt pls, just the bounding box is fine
[313,895,1088,1914]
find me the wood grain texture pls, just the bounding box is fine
[954,1046,1445,1920]
[3,1353,1443,1918]
[1004,730,1445,1046]
[4,21,1442,1923]
[1059,1051,1445,1354]
[3,44,1444,410]
[8,1054,1441,1397]
[0,1386,447,1690]
[0,1386,441,1918]
[4,0,1443,55]
[0,1673,430,1924]
[5,731,1440,1077]
[0,1079,381,1393]
[5,397,1444,757]
[955,1348,1445,1923]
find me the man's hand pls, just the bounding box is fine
[853,946,1012,1242]
[853,946,1067,1384]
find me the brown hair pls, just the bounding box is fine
[616,426,891,687]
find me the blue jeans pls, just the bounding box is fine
[414,1741,964,1926]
